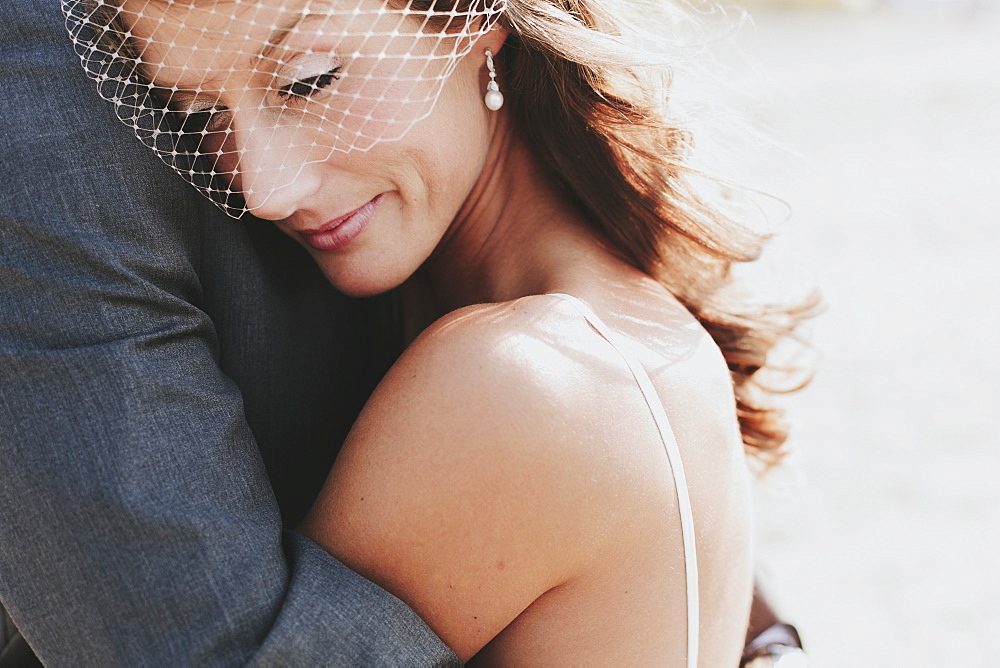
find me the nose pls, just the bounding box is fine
[223,109,323,220]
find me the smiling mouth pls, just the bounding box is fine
[299,194,384,251]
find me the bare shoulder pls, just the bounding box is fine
[389,294,593,413]
[358,295,613,479]
[299,292,752,662]
[299,295,634,659]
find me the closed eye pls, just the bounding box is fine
[277,67,342,101]
[152,88,230,135]
[167,106,230,134]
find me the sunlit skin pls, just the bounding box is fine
[126,0,754,663]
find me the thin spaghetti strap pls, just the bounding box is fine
[546,293,700,668]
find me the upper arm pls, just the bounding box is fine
[299,308,618,660]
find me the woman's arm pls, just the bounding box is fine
[299,302,631,660]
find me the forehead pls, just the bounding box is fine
[124,0,295,42]
[121,0,415,46]
[119,0,402,85]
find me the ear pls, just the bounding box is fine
[477,25,509,60]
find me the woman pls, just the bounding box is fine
[74,0,814,663]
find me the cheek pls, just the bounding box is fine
[403,71,490,219]
[280,61,489,296]
[304,77,443,153]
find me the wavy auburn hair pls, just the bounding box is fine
[429,0,820,467]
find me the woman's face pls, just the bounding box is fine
[123,0,501,295]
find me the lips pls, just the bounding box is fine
[299,193,384,251]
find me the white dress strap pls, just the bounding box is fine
[546,293,699,668]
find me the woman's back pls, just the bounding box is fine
[301,270,754,666]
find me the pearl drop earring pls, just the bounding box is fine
[484,49,503,111]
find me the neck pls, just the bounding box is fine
[404,112,624,322]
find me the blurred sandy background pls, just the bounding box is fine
[701,4,1000,666]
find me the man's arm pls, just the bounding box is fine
[0,2,456,664]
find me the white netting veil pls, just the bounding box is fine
[61,0,505,217]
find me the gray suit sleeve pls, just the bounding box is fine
[0,2,458,665]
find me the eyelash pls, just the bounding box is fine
[165,66,342,134]
[277,67,342,102]
[158,104,225,136]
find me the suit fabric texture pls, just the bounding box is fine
[0,1,458,665]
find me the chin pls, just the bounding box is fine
[320,262,412,299]
[334,282,393,299]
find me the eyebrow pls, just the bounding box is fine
[255,0,340,64]
[137,3,325,104]
[256,10,310,66]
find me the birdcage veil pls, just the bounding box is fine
[61,0,505,218]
